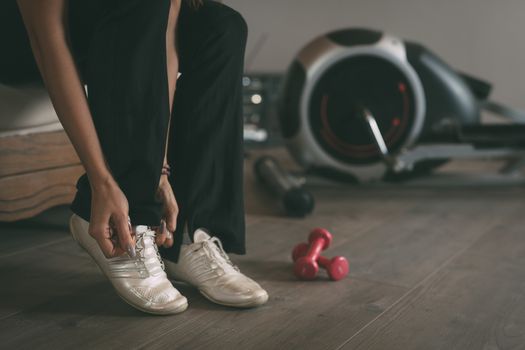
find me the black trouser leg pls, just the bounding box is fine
[70,0,172,226]
[1,0,248,263]
[159,0,249,263]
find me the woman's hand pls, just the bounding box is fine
[89,176,136,258]
[154,175,178,248]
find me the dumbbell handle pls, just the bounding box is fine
[305,238,325,261]
[292,245,342,266]
[317,255,330,266]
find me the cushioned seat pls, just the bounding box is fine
[0,73,182,138]
[0,82,63,138]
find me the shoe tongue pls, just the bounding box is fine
[193,228,212,243]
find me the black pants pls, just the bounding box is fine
[0,0,248,262]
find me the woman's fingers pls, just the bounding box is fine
[111,214,136,258]
[89,218,122,258]
[163,225,174,248]
[100,233,127,257]
[94,235,115,258]
[163,211,177,248]
[155,219,167,246]
[87,176,134,258]
[155,177,178,248]
[155,218,175,248]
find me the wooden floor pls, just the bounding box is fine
[1,147,525,350]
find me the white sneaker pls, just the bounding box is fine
[163,228,268,308]
[69,213,188,315]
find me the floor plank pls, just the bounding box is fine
[339,220,525,350]
[0,218,407,350]
[1,146,525,349]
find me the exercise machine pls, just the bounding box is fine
[278,28,525,182]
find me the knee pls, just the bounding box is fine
[211,7,248,50]
[227,10,248,44]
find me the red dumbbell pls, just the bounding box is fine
[293,228,332,280]
[292,242,310,262]
[292,242,349,281]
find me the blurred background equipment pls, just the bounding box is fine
[242,73,283,147]
[277,28,525,182]
[254,155,315,217]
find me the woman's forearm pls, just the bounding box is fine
[17,0,113,189]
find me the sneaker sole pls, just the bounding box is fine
[69,215,188,315]
[198,288,268,308]
[115,289,188,316]
[165,264,269,308]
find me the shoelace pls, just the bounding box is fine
[134,228,165,273]
[195,237,240,274]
